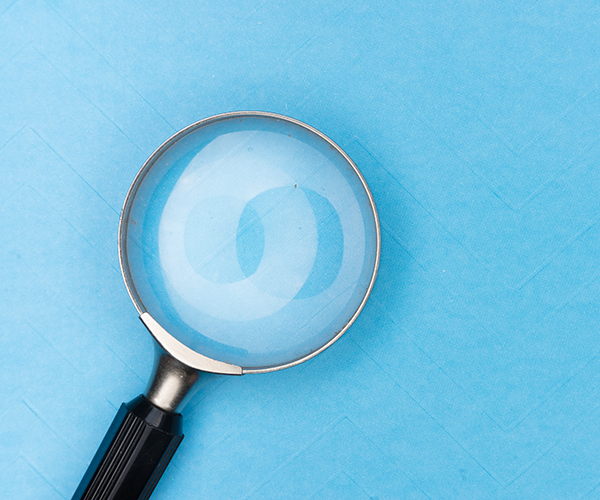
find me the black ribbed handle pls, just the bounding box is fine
[72,396,183,500]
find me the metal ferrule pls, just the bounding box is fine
[144,345,202,414]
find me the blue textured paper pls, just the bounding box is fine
[1,0,600,498]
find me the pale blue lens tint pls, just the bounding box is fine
[122,115,378,370]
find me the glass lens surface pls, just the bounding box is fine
[123,115,378,370]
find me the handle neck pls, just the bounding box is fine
[144,344,201,413]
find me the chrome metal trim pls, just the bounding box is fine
[140,313,242,375]
[119,111,381,375]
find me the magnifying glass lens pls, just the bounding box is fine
[123,115,378,370]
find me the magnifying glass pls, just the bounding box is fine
[72,111,380,500]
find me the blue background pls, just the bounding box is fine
[1,0,600,498]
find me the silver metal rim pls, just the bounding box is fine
[118,111,381,375]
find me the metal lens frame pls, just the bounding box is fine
[118,111,381,375]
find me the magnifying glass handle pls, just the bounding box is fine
[71,395,183,500]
